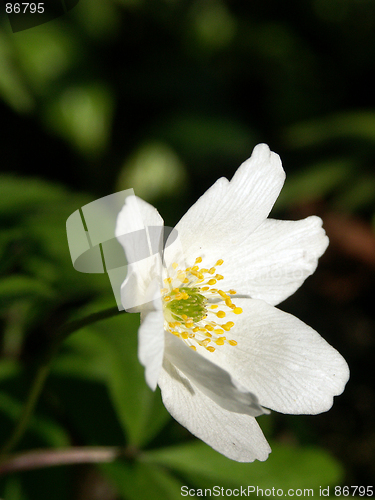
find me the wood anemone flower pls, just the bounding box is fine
[115,144,349,462]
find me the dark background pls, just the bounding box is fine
[1,0,374,498]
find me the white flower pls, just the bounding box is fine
[115,143,349,463]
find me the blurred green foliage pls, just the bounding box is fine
[1,0,375,497]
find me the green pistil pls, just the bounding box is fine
[168,287,207,321]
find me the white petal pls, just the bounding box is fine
[219,216,329,306]
[158,358,271,462]
[164,333,267,417]
[115,195,164,245]
[206,299,349,415]
[116,195,164,312]
[138,292,165,391]
[173,144,285,263]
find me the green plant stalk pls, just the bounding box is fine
[0,306,124,460]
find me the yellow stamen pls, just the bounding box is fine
[233,307,243,315]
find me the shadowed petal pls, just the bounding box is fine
[164,333,267,417]
[158,358,271,462]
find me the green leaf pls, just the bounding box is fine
[284,111,375,148]
[144,440,344,490]
[333,175,375,211]
[0,475,28,500]
[0,275,55,305]
[0,175,67,216]
[0,391,69,448]
[273,159,353,210]
[100,461,184,500]
[43,83,113,157]
[95,312,171,447]
[47,375,125,447]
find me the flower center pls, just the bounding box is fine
[167,287,207,322]
[161,257,242,353]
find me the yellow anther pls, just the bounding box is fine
[222,324,231,331]
[226,321,235,328]
[172,262,178,269]
[193,327,200,333]
[206,346,215,352]
[182,278,189,284]
[201,338,210,346]
[215,274,224,280]
[214,328,224,335]
[198,327,206,332]
[181,314,188,321]
[228,340,238,346]
[205,324,214,331]
[209,267,216,274]
[225,298,233,307]
[164,277,172,284]
[204,332,212,338]
[215,338,225,345]
[210,288,218,293]
[228,289,236,295]
[181,332,189,339]
[190,345,197,351]
[172,288,180,294]
[216,259,224,266]
[175,293,184,300]
[163,296,171,302]
[185,321,194,328]
[233,307,243,315]
[182,292,190,300]
[195,257,202,264]
[171,331,179,336]
[208,279,217,285]
[200,268,208,273]
[201,286,209,291]
[216,310,226,318]
[218,290,228,299]
[192,265,199,272]
[210,304,218,309]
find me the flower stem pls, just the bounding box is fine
[0,306,125,459]
[0,445,138,475]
